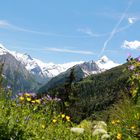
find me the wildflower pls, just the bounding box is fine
[129,65,135,70]
[30,93,36,97]
[47,95,52,100]
[35,99,41,104]
[92,128,107,136]
[61,114,65,118]
[26,97,31,102]
[131,125,136,130]
[24,116,31,121]
[19,96,24,101]
[126,53,132,61]
[6,85,11,89]
[18,93,23,96]
[54,97,61,101]
[31,100,35,103]
[94,121,107,129]
[24,93,31,97]
[117,133,122,140]
[66,116,70,121]
[137,56,140,62]
[70,127,84,134]
[52,119,57,123]
[111,120,116,125]
[16,119,19,123]
[101,133,110,140]
[116,120,120,123]
[127,53,131,58]
[41,125,45,129]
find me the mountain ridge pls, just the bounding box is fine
[0,43,119,94]
[38,57,120,94]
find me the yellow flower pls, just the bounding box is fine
[41,125,45,129]
[61,114,65,118]
[19,96,24,101]
[24,93,31,97]
[26,97,31,101]
[66,116,70,121]
[116,120,120,123]
[52,119,57,123]
[131,125,136,130]
[111,120,116,125]
[31,100,35,103]
[111,120,120,125]
[35,99,41,104]
[117,133,122,140]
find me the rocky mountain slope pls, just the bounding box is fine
[0,44,38,93]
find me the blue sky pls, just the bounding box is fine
[0,0,140,64]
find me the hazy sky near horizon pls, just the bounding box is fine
[0,0,140,63]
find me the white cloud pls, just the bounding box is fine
[77,28,108,37]
[0,20,96,39]
[0,20,10,27]
[45,47,94,55]
[122,40,140,49]
[0,20,71,37]
[128,17,137,24]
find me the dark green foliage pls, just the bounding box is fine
[38,65,85,95]
[40,63,131,123]
[0,63,4,90]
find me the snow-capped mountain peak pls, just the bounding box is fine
[0,43,120,84]
[10,50,84,82]
[99,55,109,63]
[10,51,49,80]
[96,55,119,70]
[0,44,9,55]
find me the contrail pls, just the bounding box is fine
[98,0,134,57]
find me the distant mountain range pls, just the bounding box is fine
[0,43,119,94]
[38,56,120,94]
